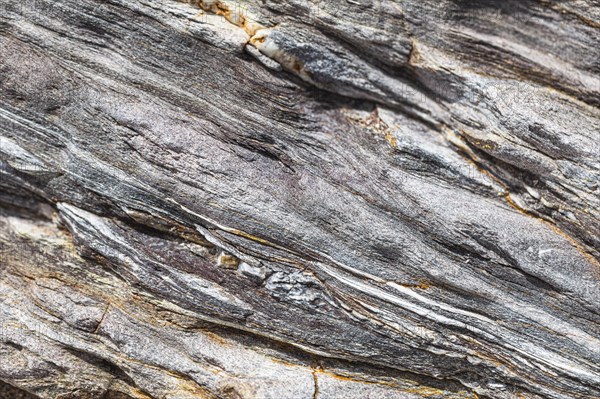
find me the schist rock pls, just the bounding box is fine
[1,1,599,398]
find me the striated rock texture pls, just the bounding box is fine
[0,0,599,398]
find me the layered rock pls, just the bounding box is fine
[1,1,599,398]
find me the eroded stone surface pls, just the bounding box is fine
[1,1,599,398]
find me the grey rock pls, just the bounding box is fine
[0,0,599,398]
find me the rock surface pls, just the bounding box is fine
[0,1,599,398]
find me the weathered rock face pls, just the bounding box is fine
[0,1,599,398]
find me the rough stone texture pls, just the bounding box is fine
[0,380,38,399]
[0,1,599,398]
